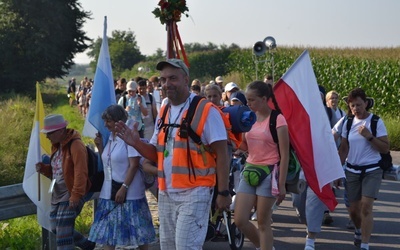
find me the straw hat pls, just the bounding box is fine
[40,114,68,133]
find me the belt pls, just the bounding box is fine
[346,162,379,171]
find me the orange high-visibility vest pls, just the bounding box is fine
[156,98,217,190]
[219,108,243,149]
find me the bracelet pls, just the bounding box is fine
[122,183,129,189]
[368,136,374,141]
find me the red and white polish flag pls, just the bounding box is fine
[274,50,345,211]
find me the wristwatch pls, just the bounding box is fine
[218,190,230,197]
[122,183,129,189]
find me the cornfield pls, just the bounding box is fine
[229,47,400,118]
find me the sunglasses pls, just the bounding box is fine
[46,129,60,136]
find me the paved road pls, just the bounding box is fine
[148,152,400,250]
[145,179,400,250]
[103,152,400,250]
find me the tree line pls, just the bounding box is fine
[0,0,91,94]
[1,0,399,118]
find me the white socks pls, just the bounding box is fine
[361,243,369,249]
[306,237,315,247]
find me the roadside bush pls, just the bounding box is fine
[0,216,41,249]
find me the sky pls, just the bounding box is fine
[73,0,400,64]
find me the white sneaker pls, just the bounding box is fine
[251,212,257,221]
[256,246,275,250]
[304,245,315,250]
[230,195,236,211]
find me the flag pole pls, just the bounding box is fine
[36,83,41,201]
[38,173,41,201]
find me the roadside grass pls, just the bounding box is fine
[0,95,36,185]
[0,201,95,249]
[0,81,95,249]
[383,115,400,151]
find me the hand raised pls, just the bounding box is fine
[115,120,140,147]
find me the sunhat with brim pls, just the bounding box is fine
[40,114,68,133]
[215,76,223,83]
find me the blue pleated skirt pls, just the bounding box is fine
[88,197,156,247]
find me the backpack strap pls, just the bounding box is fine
[123,95,127,109]
[269,109,282,159]
[339,109,344,117]
[370,114,379,137]
[148,93,153,105]
[269,110,279,144]
[67,138,80,156]
[326,107,333,121]
[345,115,354,140]
[156,96,208,146]
[184,95,204,145]
[158,103,170,127]
[50,138,79,163]
[157,102,175,145]
[345,114,379,140]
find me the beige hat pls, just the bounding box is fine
[215,76,223,83]
[41,114,68,133]
[126,81,137,91]
[156,58,189,76]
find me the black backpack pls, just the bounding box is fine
[147,94,154,105]
[345,115,393,172]
[67,139,104,193]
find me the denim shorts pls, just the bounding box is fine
[237,170,274,198]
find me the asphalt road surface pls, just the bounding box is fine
[97,152,400,250]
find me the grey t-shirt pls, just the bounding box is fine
[51,148,70,204]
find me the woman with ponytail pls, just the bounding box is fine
[234,81,289,250]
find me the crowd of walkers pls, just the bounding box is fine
[44,58,389,250]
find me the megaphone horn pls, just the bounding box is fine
[253,41,266,56]
[263,36,276,50]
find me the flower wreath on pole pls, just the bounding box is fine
[152,0,190,67]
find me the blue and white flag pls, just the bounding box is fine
[83,16,115,147]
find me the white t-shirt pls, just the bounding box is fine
[99,135,145,200]
[334,108,344,121]
[118,94,147,130]
[332,116,346,148]
[160,97,169,108]
[152,90,162,112]
[142,94,156,140]
[150,93,227,192]
[332,116,345,135]
[341,113,387,173]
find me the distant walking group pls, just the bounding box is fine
[67,76,94,117]
[37,58,390,250]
